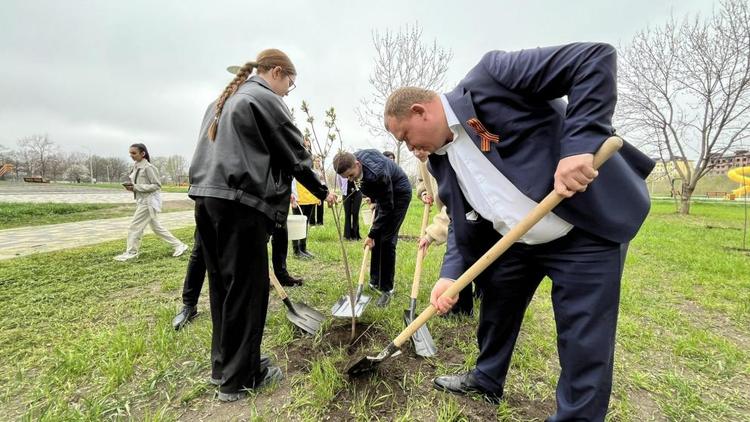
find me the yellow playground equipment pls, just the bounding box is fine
[727,166,750,198]
[0,163,13,178]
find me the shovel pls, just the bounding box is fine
[347,136,623,377]
[402,161,438,357]
[269,271,325,336]
[332,245,372,318]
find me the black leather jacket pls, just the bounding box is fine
[189,76,327,224]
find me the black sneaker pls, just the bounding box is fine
[376,290,393,307]
[294,251,313,260]
[210,355,273,386]
[172,305,198,331]
[217,366,283,402]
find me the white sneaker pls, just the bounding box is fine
[114,252,138,261]
[173,243,189,257]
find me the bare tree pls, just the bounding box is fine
[104,156,130,183]
[356,22,452,164]
[63,164,91,183]
[14,146,35,177]
[300,101,339,185]
[150,156,168,183]
[618,0,750,214]
[164,154,189,185]
[18,135,57,179]
[326,107,345,153]
[46,152,65,181]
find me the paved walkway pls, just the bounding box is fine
[0,182,195,260]
[0,211,194,260]
[0,182,189,203]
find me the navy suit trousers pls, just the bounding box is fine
[470,227,627,422]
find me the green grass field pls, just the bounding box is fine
[0,202,195,230]
[0,200,748,420]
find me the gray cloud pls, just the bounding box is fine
[0,0,714,162]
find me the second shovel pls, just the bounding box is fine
[270,272,325,336]
[331,245,372,318]
[403,161,437,357]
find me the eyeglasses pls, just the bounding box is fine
[287,73,296,93]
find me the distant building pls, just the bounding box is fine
[707,150,750,175]
[647,156,693,181]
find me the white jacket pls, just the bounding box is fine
[130,160,163,213]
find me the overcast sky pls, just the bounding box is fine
[0,0,715,164]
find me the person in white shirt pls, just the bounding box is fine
[383,43,654,421]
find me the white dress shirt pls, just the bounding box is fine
[435,95,573,245]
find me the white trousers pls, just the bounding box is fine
[126,204,182,254]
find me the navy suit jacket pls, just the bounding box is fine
[354,149,412,238]
[428,42,655,280]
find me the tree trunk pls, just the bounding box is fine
[678,184,696,215]
[679,196,691,215]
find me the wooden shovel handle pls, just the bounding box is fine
[410,161,435,299]
[357,245,371,287]
[269,271,288,300]
[410,203,432,299]
[393,136,624,347]
[419,160,435,199]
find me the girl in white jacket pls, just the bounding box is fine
[114,143,188,261]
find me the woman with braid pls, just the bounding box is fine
[188,49,335,402]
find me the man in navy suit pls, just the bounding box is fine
[384,43,654,421]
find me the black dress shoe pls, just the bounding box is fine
[300,250,315,259]
[172,305,198,331]
[433,372,502,404]
[278,274,304,286]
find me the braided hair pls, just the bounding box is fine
[208,49,296,141]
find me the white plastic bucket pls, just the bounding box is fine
[287,214,308,240]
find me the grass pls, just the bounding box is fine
[65,182,190,193]
[0,202,195,230]
[0,200,748,420]
[0,203,121,229]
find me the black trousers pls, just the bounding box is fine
[343,190,362,240]
[194,197,272,394]
[469,227,626,422]
[370,191,411,292]
[181,228,206,307]
[450,280,474,316]
[314,203,324,225]
[292,204,314,253]
[181,223,289,307]
[271,221,289,278]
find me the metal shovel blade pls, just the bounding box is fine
[331,293,371,318]
[403,310,437,358]
[286,301,325,336]
[347,342,402,377]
